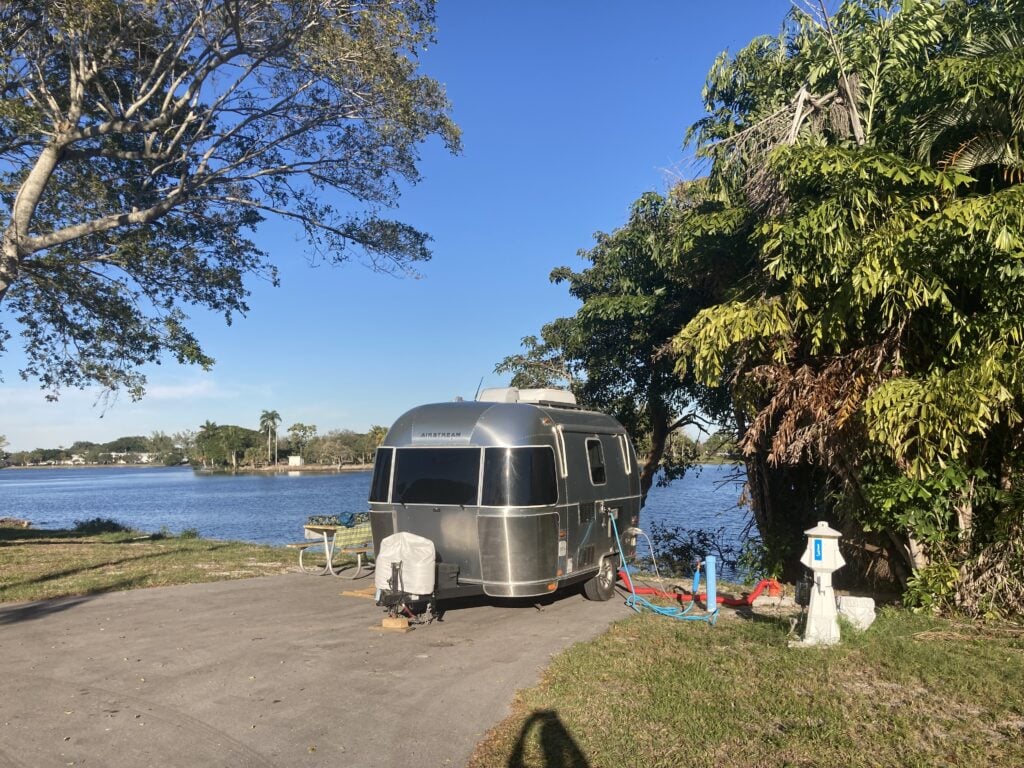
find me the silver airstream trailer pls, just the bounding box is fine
[368,387,641,603]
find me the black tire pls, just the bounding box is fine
[583,555,618,601]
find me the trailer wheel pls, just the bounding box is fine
[583,555,618,601]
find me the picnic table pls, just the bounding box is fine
[291,523,374,578]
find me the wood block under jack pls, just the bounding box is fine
[370,615,412,633]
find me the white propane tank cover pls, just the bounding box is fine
[799,520,846,573]
[374,532,436,596]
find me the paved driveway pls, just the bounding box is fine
[0,574,628,767]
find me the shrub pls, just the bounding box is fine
[72,517,129,534]
[647,521,740,579]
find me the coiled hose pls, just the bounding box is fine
[610,513,719,624]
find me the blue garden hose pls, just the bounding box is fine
[610,513,719,625]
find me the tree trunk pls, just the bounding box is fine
[638,402,670,505]
[906,533,929,571]
[0,232,20,303]
[1,142,64,304]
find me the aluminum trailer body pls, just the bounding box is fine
[368,388,641,600]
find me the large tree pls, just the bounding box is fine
[0,0,459,399]
[672,0,1024,610]
[286,421,316,460]
[191,420,259,468]
[498,191,739,503]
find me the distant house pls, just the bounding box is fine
[110,451,154,464]
[288,455,304,467]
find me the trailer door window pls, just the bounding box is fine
[482,447,558,506]
[369,448,393,502]
[393,448,480,505]
[586,438,607,485]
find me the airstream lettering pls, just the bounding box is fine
[369,387,641,604]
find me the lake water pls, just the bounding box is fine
[1,464,750,571]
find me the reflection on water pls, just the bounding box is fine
[1,464,749,552]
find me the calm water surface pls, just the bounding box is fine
[1,463,749,553]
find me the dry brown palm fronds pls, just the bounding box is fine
[737,344,887,470]
[956,522,1024,620]
[704,85,847,215]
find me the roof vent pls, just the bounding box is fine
[477,387,577,406]
[477,387,519,403]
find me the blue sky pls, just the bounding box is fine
[2,1,794,452]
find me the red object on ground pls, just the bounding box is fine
[617,570,782,607]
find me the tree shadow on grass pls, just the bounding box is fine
[3,543,234,594]
[508,709,590,768]
[0,528,86,544]
[0,528,149,547]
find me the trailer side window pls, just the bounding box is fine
[393,448,480,506]
[369,448,393,502]
[481,447,558,506]
[586,438,607,485]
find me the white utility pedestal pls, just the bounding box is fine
[791,521,845,648]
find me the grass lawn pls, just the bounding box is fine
[0,523,303,603]
[469,607,1024,768]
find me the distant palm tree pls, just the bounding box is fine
[259,410,281,464]
[197,420,218,468]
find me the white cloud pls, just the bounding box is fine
[145,378,222,401]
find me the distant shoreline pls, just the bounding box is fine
[2,463,162,470]
[2,463,374,473]
[196,463,374,474]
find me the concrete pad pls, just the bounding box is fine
[0,574,629,767]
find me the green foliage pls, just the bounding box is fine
[286,423,318,460]
[700,429,740,461]
[193,422,262,468]
[862,462,1000,550]
[0,0,459,400]
[734,535,784,583]
[646,521,740,577]
[73,517,129,534]
[904,562,961,613]
[673,298,791,383]
[664,0,1024,610]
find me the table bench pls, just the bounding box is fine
[294,524,374,579]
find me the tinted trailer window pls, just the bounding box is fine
[481,447,558,507]
[393,448,480,505]
[369,448,393,502]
